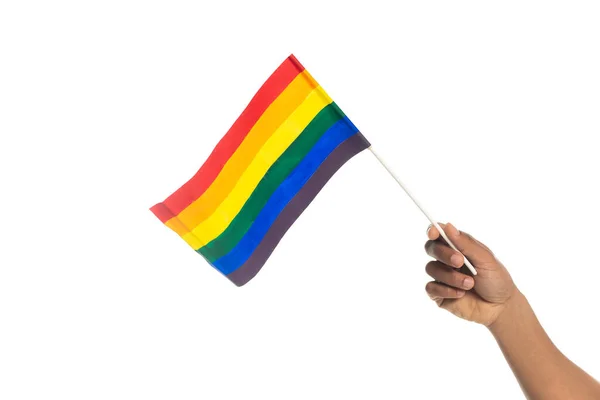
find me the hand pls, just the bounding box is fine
[424,223,517,326]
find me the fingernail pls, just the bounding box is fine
[463,277,474,289]
[451,254,463,267]
[426,224,432,236]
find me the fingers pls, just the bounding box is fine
[426,223,443,240]
[426,222,494,265]
[425,261,474,290]
[424,239,465,268]
[425,281,465,300]
[444,223,495,264]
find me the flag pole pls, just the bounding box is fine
[368,146,477,276]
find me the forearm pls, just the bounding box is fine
[489,290,600,399]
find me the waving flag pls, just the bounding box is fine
[151,54,370,286]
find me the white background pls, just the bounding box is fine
[1,1,599,399]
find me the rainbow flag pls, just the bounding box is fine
[151,55,370,286]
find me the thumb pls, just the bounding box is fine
[444,223,495,265]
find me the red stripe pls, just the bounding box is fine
[150,55,305,223]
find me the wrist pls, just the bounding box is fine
[487,288,529,334]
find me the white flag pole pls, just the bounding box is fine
[368,146,477,276]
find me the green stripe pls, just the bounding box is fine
[198,103,345,262]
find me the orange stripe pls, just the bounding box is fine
[167,70,318,231]
[150,56,304,223]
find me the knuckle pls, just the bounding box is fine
[441,285,451,297]
[425,261,437,275]
[424,240,439,257]
[445,286,457,298]
[474,238,494,255]
[424,240,433,253]
[425,282,436,293]
[452,272,465,288]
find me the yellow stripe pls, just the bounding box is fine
[167,71,318,235]
[167,218,204,249]
[179,87,332,247]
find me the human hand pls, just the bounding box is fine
[424,223,517,327]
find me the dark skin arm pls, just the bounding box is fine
[424,223,600,400]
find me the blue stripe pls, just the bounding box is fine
[212,117,359,274]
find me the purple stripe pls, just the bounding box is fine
[227,133,370,286]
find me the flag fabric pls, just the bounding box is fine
[150,54,370,286]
